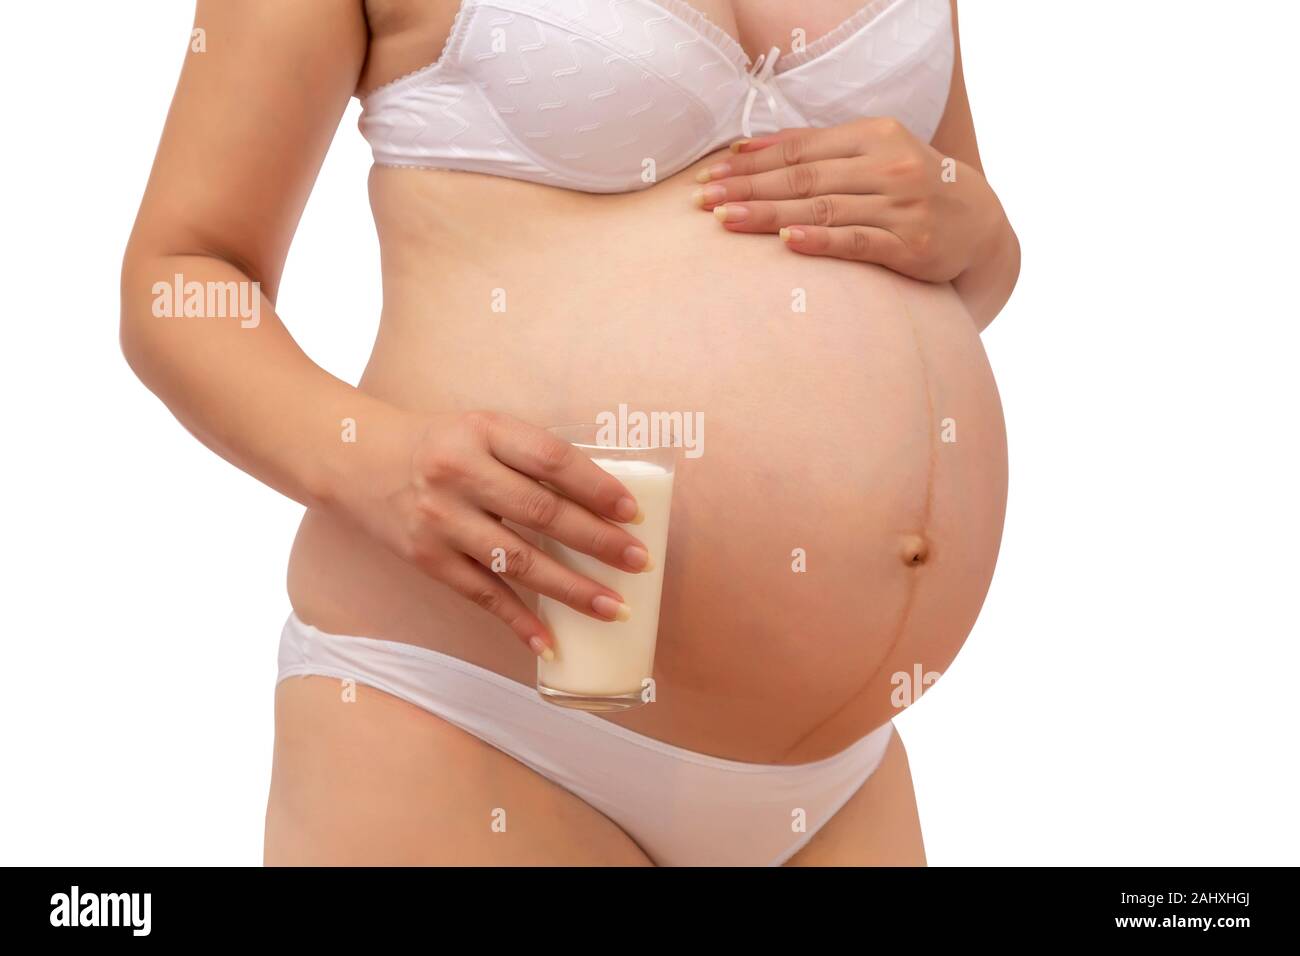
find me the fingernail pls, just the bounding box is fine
[528,636,555,662]
[614,496,639,522]
[692,184,726,208]
[623,545,650,570]
[729,139,752,153]
[592,595,632,622]
[695,162,731,183]
[714,204,749,223]
[780,226,807,243]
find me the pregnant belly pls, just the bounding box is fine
[286,160,1008,763]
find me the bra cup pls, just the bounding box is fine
[777,0,954,144]
[457,6,742,189]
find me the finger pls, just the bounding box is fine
[460,518,631,624]
[481,414,641,524]
[695,159,886,207]
[437,553,555,657]
[474,468,653,572]
[726,127,807,155]
[713,194,893,233]
[779,224,911,271]
[701,126,866,181]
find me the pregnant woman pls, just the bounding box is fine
[122,0,1017,866]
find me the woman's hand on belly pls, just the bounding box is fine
[690,118,1009,285]
[336,409,651,658]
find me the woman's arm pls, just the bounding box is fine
[121,0,651,654]
[928,0,1021,331]
[120,0,398,512]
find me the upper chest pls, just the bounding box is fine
[685,0,878,62]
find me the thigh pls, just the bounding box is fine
[264,675,653,866]
[784,729,927,866]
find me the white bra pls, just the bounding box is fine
[358,0,954,193]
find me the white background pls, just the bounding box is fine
[2,1,1296,866]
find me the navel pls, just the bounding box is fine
[899,533,930,567]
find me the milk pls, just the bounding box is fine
[537,457,675,705]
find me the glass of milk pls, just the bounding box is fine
[536,422,678,712]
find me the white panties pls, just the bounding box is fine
[276,612,894,866]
